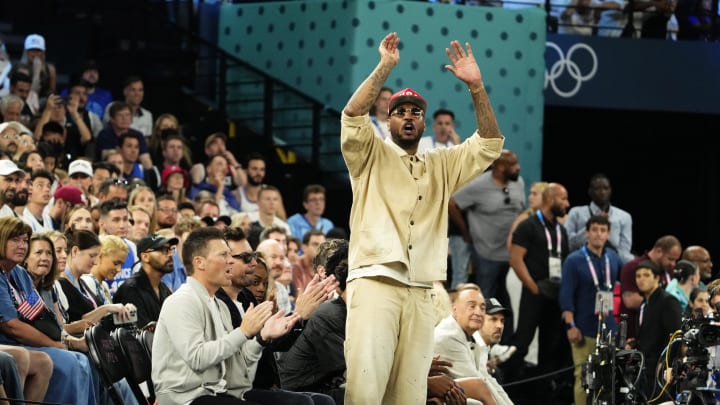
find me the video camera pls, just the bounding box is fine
[669,308,720,405]
[582,314,645,405]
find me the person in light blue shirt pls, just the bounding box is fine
[665,259,700,312]
[286,184,334,241]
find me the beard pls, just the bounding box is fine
[551,204,566,218]
[11,191,28,206]
[247,175,264,186]
[506,171,520,182]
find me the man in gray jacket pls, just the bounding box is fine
[152,227,300,405]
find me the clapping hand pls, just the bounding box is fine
[295,274,338,320]
[239,301,274,338]
[259,310,302,341]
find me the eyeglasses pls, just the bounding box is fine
[502,187,510,205]
[1,133,18,140]
[232,252,257,264]
[148,246,176,255]
[391,107,424,118]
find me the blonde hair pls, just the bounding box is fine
[230,211,251,229]
[99,234,128,257]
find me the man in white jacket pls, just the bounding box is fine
[434,284,514,405]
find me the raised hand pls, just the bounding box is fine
[444,40,483,90]
[379,32,400,67]
[239,301,274,338]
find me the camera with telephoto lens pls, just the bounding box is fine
[669,308,720,405]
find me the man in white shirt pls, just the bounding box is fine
[417,108,461,153]
[0,160,24,217]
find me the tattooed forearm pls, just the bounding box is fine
[344,61,396,117]
[471,89,502,139]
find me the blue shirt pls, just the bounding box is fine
[0,266,40,344]
[161,250,187,292]
[665,279,689,312]
[565,202,634,264]
[106,239,138,297]
[286,213,335,241]
[559,246,623,337]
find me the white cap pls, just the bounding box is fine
[68,160,93,177]
[0,160,24,176]
[24,34,46,51]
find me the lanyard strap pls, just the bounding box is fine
[2,271,23,306]
[64,268,98,309]
[536,211,562,255]
[582,246,611,290]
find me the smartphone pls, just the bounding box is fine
[113,309,138,326]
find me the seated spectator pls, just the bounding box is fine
[0,217,97,404]
[190,132,245,192]
[103,76,153,138]
[113,233,177,328]
[129,185,157,223]
[287,236,301,268]
[7,71,36,128]
[278,239,349,403]
[16,149,45,173]
[96,177,129,203]
[20,34,56,99]
[161,215,203,292]
[76,60,112,118]
[238,153,286,219]
[434,284,513,405]
[21,169,54,232]
[118,132,160,189]
[151,226,299,405]
[95,101,152,168]
[80,234,134,314]
[286,184,335,240]
[33,93,92,161]
[178,201,197,219]
[292,230,326,295]
[155,194,179,231]
[89,161,120,201]
[62,205,94,233]
[96,199,137,294]
[151,115,192,170]
[161,164,191,204]
[55,229,136,329]
[0,95,23,124]
[189,154,241,216]
[128,205,152,243]
[247,186,291,238]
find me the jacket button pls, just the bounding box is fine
[410,220,414,226]
[409,245,413,250]
[418,195,422,200]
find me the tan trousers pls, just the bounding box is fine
[344,277,434,405]
[570,336,597,405]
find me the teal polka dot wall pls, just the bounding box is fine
[219,0,546,186]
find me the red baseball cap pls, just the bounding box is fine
[388,88,427,114]
[53,185,85,206]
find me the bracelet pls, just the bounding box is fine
[256,333,272,347]
[469,83,485,94]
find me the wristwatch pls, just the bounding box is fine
[565,321,576,330]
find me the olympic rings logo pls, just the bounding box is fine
[544,42,598,98]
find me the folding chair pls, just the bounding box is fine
[139,328,154,363]
[112,327,154,405]
[85,324,129,405]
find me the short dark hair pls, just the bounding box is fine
[123,75,143,89]
[302,229,325,245]
[118,132,141,148]
[259,225,287,243]
[30,168,54,185]
[183,227,225,275]
[223,226,247,242]
[177,201,195,213]
[98,198,128,218]
[93,161,121,177]
[109,101,131,118]
[245,152,266,166]
[157,194,177,205]
[41,121,64,136]
[585,215,610,231]
[634,260,662,278]
[433,109,455,121]
[10,71,31,86]
[302,184,326,202]
[323,239,349,291]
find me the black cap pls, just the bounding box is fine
[137,234,179,254]
[486,298,511,316]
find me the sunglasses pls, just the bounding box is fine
[503,187,510,205]
[232,251,258,264]
[391,107,424,118]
